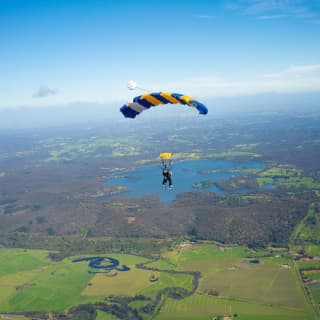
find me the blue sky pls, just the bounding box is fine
[0,0,320,108]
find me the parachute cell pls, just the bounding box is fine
[120,92,208,118]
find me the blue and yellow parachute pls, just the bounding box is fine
[120,92,208,118]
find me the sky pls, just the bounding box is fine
[0,0,320,109]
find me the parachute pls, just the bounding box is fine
[160,152,172,167]
[127,80,137,90]
[160,152,172,160]
[120,92,208,118]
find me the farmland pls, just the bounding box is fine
[0,243,315,319]
[157,294,309,320]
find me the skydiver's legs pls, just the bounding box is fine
[168,175,173,188]
[162,177,168,185]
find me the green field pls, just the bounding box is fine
[199,260,303,307]
[0,244,315,319]
[161,243,313,319]
[0,253,94,312]
[291,204,320,243]
[0,249,48,277]
[298,257,320,315]
[96,310,118,320]
[256,164,320,191]
[156,294,311,320]
[160,245,308,312]
[291,209,320,317]
[303,244,320,256]
[143,258,176,270]
[303,269,320,303]
[42,136,143,162]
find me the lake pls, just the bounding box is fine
[107,159,265,204]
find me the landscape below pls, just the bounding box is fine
[0,243,316,320]
[1,111,320,319]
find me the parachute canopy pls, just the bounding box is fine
[160,152,172,160]
[120,92,208,118]
[127,80,137,90]
[160,152,172,166]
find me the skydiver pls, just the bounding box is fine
[162,164,173,188]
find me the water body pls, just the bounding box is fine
[72,256,130,273]
[107,159,264,204]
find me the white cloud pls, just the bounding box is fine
[244,0,285,15]
[32,85,57,98]
[261,64,320,78]
[257,14,290,20]
[288,64,320,73]
[195,14,216,19]
[226,0,319,21]
[157,63,320,98]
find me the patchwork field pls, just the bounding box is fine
[160,243,313,319]
[0,244,315,319]
[256,164,320,191]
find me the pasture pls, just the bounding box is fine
[0,249,193,314]
[0,249,151,312]
[0,248,48,277]
[96,310,118,320]
[156,294,312,320]
[198,260,304,308]
[0,253,94,312]
[303,270,320,303]
[83,267,193,298]
[161,243,313,319]
[256,164,320,191]
[303,244,320,256]
[0,244,315,319]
